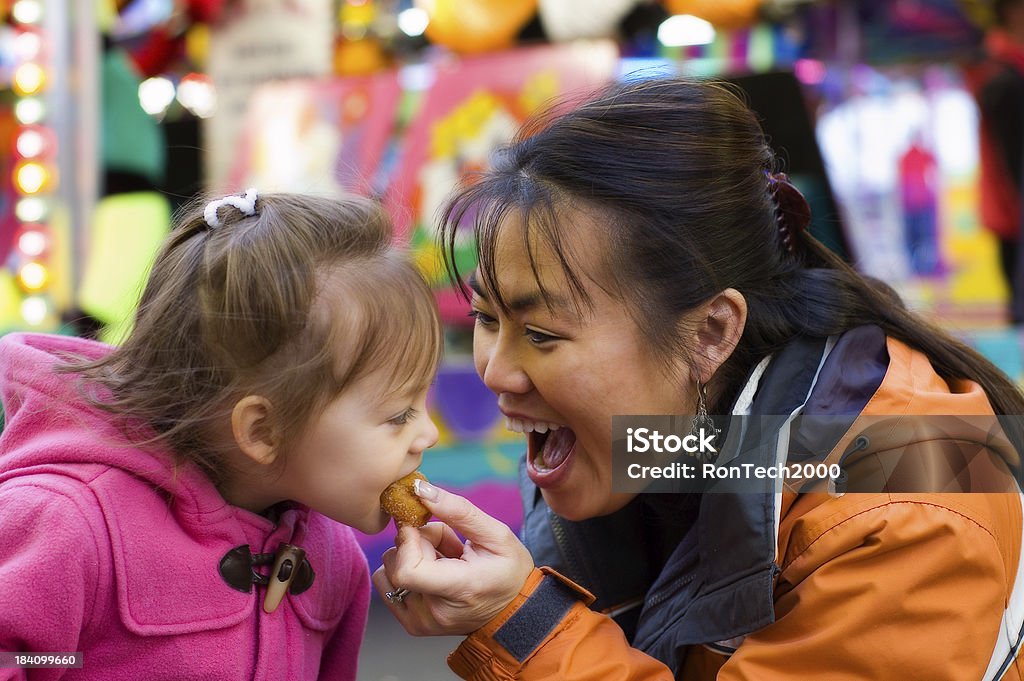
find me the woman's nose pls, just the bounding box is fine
[475,333,532,396]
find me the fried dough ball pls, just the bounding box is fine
[380,471,431,527]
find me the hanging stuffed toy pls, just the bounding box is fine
[125,0,225,77]
[334,0,390,75]
[417,0,538,54]
[538,0,639,42]
[662,0,762,29]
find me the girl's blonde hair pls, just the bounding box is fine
[72,192,442,483]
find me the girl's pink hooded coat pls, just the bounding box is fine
[0,332,371,680]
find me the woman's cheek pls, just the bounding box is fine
[472,334,492,378]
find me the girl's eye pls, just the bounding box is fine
[389,408,418,426]
[525,328,558,345]
[468,309,497,327]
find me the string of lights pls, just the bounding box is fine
[9,0,55,326]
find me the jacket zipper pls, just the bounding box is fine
[549,513,584,581]
[645,572,697,609]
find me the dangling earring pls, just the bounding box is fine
[690,380,720,462]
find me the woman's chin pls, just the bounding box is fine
[542,488,637,522]
[540,489,596,522]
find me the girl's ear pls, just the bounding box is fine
[231,395,279,466]
[692,288,748,383]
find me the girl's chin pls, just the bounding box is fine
[340,508,391,535]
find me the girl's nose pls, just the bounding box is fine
[413,413,440,454]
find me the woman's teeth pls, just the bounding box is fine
[506,417,562,434]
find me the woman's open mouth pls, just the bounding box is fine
[526,426,577,488]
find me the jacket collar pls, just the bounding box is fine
[632,331,849,661]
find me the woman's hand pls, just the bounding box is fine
[371,481,535,636]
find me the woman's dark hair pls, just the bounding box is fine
[438,77,1024,418]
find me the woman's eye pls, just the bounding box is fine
[468,309,497,327]
[389,408,418,426]
[525,328,558,345]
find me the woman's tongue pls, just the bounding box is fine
[533,427,576,470]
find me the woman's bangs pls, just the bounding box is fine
[474,191,594,317]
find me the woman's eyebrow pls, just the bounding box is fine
[467,272,487,300]
[468,272,573,315]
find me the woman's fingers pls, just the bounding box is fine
[386,529,437,583]
[417,521,466,558]
[370,562,398,603]
[413,481,519,552]
[388,485,524,594]
[371,562,436,636]
[376,483,537,635]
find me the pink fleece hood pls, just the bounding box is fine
[0,332,208,496]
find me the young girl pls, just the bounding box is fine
[0,189,442,679]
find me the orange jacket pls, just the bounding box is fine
[448,334,1024,680]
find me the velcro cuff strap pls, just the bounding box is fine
[493,574,582,662]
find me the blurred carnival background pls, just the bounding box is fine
[1,0,1023,677]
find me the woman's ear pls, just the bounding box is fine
[231,395,279,466]
[692,288,747,383]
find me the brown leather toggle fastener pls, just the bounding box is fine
[218,543,315,612]
[263,543,306,613]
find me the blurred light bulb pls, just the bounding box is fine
[176,73,216,118]
[13,31,42,61]
[14,161,48,194]
[20,296,49,325]
[138,77,176,116]
[795,58,826,85]
[12,0,44,24]
[13,62,45,95]
[16,197,47,222]
[18,262,49,291]
[398,62,435,92]
[657,14,715,47]
[16,128,45,158]
[398,8,429,36]
[15,98,45,124]
[17,229,48,257]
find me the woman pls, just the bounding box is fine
[373,77,1024,679]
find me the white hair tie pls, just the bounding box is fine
[204,187,259,228]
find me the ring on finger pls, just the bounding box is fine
[385,587,410,604]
